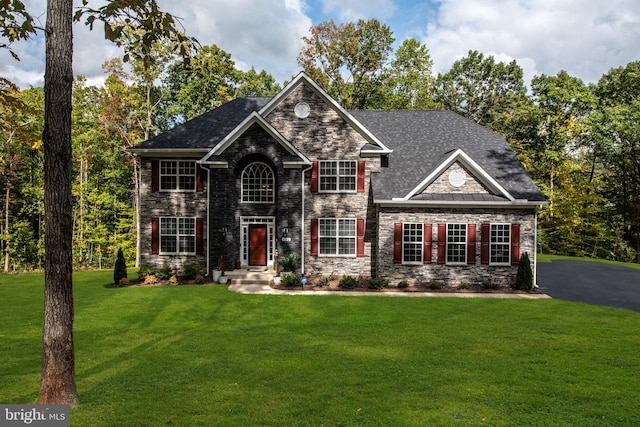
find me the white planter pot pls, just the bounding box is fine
[212,270,222,282]
[273,276,281,285]
[219,275,229,284]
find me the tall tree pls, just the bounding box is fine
[592,62,640,261]
[2,0,197,405]
[434,50,526,127]
[298,19,395,109]
[380,38,437,109]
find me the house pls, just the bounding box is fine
[128,72,546,287]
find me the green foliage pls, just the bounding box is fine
[397,280,409,289]
[514,252,534,290]
[156,265,172,280]
[279,251,301,272]
[137,265,153,280]
[368,277,388,290]
[113,248,127,285]
[338,275,358,289]
[316,273,336,287]
[182,263,201,280]
[280,272,299,288]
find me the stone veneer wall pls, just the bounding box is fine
[265,83,381,276]
[138,158,208,274]
[377,207,538,287]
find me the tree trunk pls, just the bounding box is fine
[39,0,77,406]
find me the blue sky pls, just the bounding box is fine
[1,0,639,89]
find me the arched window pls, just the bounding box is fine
[242,162,274,203]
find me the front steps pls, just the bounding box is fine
[225,267,275,294]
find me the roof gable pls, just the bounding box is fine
[260,72,392,155]
[200,112,310,168]
[404,149,515,201]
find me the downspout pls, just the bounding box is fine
[300,164,313,275]
[534,206,539,287]
[204,165,211,275]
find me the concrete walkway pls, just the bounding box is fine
[227,280,551,299]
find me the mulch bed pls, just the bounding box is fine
[271,275,542,294]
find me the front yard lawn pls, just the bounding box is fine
[1,269,639,426]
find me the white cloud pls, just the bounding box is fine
[320,0,396,21]
[421,0,640,84]
[159,0,312,82]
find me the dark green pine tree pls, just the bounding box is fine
[113,248,127,285]
[515,252,534,290]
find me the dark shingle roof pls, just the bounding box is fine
[130,97,272,151]
[350,110,545,202]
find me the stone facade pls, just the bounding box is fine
[138,158,208,274]
[377,207,537,287]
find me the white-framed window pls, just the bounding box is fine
[160,160,196,191]
[242,162,274,203]
[160,217,196,254]
[403,223,423,264]
[319,160,357,192]
[319,218,356,256]
[490,223,511,265]
[447,223,467,264]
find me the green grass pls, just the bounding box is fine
[537,253,640,269]
[1,269,639,426]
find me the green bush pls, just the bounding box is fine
[281,272,300,287]
[137,265,153,280]
[279,252,301,272]
[515,252,534,290]
[397,280,409,289]
[113,248,127,285]
[157,265,172,280]
[368,278,388,290]
[183,263,201,280]
[338,275,358,289]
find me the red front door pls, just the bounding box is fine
[249,224,267,266]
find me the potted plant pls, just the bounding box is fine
[279,251,301,273]
[217,255,229,284]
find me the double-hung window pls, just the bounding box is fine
[446,223,467,264]
[319,218,356,256]
[490,223,511,265]
[160,160,196,191]
[319,160,356,192]
[160,217,196,254]
[403,223,423,264]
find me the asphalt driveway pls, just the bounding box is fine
[537,260,640,312]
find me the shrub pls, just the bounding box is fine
[113,248,127,285]
[317,273,335,287]
[482,279,499,290]
[144,274,157,285]
[118,277,130,287]
[169,275,179,285]
[137,265,153,281]
[368,278,388,290]
[157,265,172,280]
[183,263,201,280]
[515,252,534,290]
[429,282,442,290]
[397,280,409,289]
[281,272,300,287]
[338,275,358,289]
